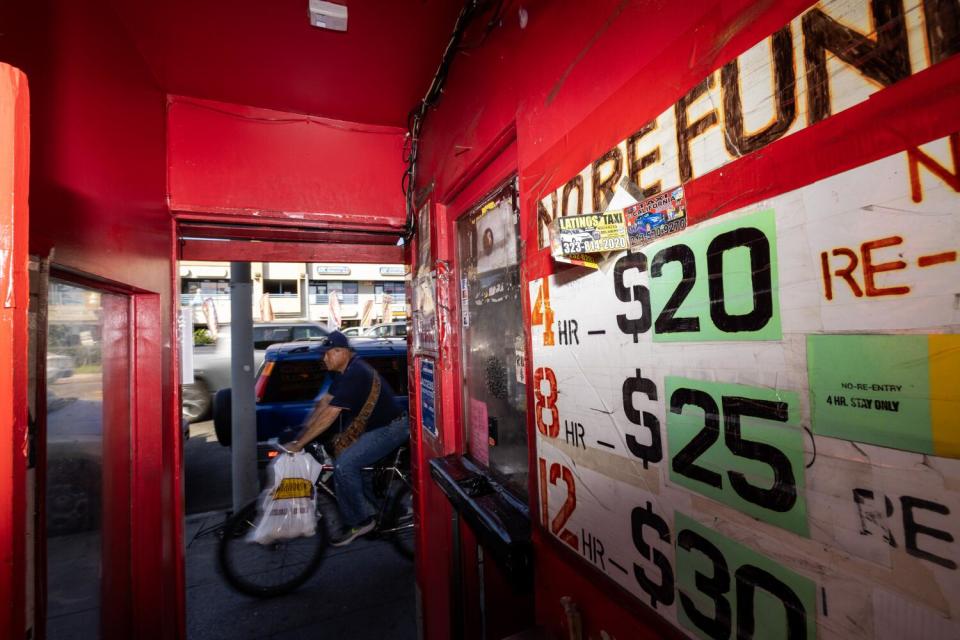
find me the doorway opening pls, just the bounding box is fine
[175,221,415,639]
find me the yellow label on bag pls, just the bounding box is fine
[272,478,313,500]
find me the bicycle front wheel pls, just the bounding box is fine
[218,500,328,597]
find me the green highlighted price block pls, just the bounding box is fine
[675,512,817,640]
[808,334,960,457]
[666,377,807,536]
[647,208,782,342]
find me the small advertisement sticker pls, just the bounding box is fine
[553,211,629,256]
[551,251,599,269]
[420,358,437,438]
[514,335,526,384]
[624,186,687,249]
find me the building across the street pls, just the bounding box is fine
[179,261,407,328]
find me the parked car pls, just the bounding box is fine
[341,327,362,337]
[211,337,408,465]
[46,353,76,383]
[181,321,329,423]
[365,321,408,338]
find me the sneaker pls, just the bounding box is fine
[330,518,376,547]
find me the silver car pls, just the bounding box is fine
[364,321,408,338]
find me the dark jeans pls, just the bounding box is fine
[333,416,409,526]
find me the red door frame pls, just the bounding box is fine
[170,214,410,635]
[0,61,31,640]
[37,269,165,639]
[415,130,531,639]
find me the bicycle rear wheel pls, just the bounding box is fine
[218,500,328,597]
[382,484,415,560]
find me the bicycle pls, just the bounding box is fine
[217,441,414,598]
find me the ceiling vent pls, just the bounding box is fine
[309,1,348,31]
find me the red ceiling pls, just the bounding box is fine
[107,0,464,127]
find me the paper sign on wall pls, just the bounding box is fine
[469,398,489,466]
[420,358,437,438]
[808,334,960,457]
[528,133,960,639]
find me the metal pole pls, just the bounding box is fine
[230,262,258,511]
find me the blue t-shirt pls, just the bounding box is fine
[327,356,402,434]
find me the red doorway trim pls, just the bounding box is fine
[129,292,166,638]
[173,207,405,233]
[43,268,169,639]
[168,217,186,640]
[179,238,404,264]
[179,222,399,245]
[0,62,30,640]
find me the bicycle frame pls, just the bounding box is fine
[308,445,412,536]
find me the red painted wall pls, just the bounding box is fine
[0,0,177,636]
[168,96,408,230]
[411,1,960,638]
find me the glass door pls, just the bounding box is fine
[45,280,130,638]
[456,178,529,497]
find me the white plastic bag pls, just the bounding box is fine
[249,451,322,544]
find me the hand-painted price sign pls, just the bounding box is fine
[534,367,560,437]
[614,208,781,343]
[530,277,556,346]
[538,457,579,550]
[666,377,807,536]
[621,368,663,467]
[632,501,675,610]
[808,334,960,458]
[675,512,817,640]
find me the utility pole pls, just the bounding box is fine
[230,262,258,511]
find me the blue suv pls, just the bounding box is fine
[212,337,408,464]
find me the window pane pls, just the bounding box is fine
[262,360,329,402]
[343,282,359,294]
[367,356,407,395]
[264,279,298,295]
[181,278,230,295]
[456,178,527,498]
[46,281,116,639]
[291,326,327,341]
[254,327,292,349]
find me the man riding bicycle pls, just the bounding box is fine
[284,331,409,546]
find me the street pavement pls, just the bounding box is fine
[184,421,418,639]
[184,421,233,515]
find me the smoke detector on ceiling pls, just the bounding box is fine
[309,0,347,31]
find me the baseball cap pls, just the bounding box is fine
[323,331,352,350]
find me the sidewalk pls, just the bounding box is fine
[185,510,418,640]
